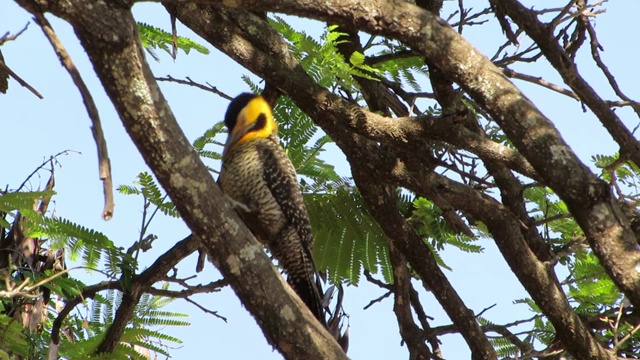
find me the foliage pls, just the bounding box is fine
[6,1,640,359]
[0,177,188,359]
[269,17,380,94]
[59,287,187,359]
[137,22,209,61]
[192,122,227,174]
[363,38,428,92]
[411,197,483,271]
[306,182,392,285]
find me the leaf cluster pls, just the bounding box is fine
[137,22,209,61]
[0,175,189,359]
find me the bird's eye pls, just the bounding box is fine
[252,113,267,131]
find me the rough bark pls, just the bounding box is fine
[13,0,639,358]
[15,0,346,358]
[193,0,640,312]
[167,4,500,358]
[166,2,624,358]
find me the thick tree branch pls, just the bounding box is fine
[486,0,640,314]
[31,11,115,220]
[16,1,346,358]
[156,75,233,100]
[386,162,613,359]
[168,5,497,357]
[98,234,200,353]
[388,241,433,360]
[194,0,640,318]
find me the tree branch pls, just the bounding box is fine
[489,0,640,319]
[31,11,114,220]
[187,0,640,320]
[17,1,346,358]
[0,56,43,98]
[388,240,433,360]
[168,5,497,357]
[156,75,233,100]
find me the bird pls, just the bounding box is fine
[218,92,326,325]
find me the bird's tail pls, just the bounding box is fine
[287,268,326,325]
[272,227,326,325]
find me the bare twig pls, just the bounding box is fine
[363,290,392,310]
[33,13,114,220]
[550,0,579,29]
[532,213,573,226]
[156,75,233,100]
[476,304,497,317]
[363,270,391,290]
[612,300,625,348]
[493,43,542,67]
[489,27,524,62]
[502,67,580,100]
[608,100,640,109]
[362,270,392,310]
[615,323,640,351]
[0,57,43,98]
[16,150,78,192]
[449,7,492,29]
[429,315,538,336]
[456,0,465,33]
[0,267,73,299]
[552,0,606,28]
[0,23,30,45]
[408,282,441,358]
[184,297,228,322]
[584,20,640,118]
[148,278,229,298]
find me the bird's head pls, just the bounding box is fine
[222,93,277,159]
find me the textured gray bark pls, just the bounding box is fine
[15,0,346,358]
[13,0,638,359]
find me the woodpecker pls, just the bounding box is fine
[219,93,325,324]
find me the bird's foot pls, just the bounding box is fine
[224,194,252,213]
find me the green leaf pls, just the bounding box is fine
[349,51,366,66]
[137,23,209,60]
[307,185,391,285]
[411,197,483,263]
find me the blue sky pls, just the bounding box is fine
[2,1,638,358]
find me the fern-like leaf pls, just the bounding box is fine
[137,23,209,61]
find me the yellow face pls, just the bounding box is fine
[223,95,278,159]
[234,96,277,145]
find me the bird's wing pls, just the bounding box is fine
[256,139,326,324]
[256,139,316,259]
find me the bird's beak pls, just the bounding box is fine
[222,110,253,160]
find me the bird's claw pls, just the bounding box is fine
[225,194,252,213]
